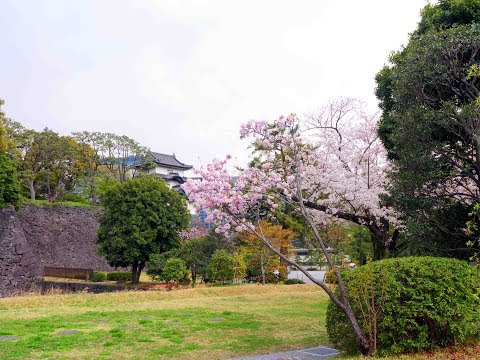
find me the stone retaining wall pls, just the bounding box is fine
[18,205,115,271]
[0,207,42,297]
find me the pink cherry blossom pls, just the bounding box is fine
[182,98,399,259]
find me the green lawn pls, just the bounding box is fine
[0,284,329,359]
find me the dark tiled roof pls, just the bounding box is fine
[158,173,188,184]
[150,152,193,170]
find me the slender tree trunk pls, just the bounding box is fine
[290,154,372,356]
[29,178,35,200]
[260,253,266,285]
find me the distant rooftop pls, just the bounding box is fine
[150,152,193,171]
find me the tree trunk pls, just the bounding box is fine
[131,263,141,284]
[260,253,266,285]
[346,309,373,356]
[372,236,389,261]
[136,262,145,283]
[29,178,35,200]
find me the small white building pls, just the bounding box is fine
[143,152,199,214]
[145,152,193,192]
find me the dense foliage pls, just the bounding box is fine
[97,176,189,283]
[326,257,480,355]
[161,258,187,283]
[178,231,231,286]
[0,101,20,208]
[375,0,480,259]
[0,98,153,204]
[0,153,20,208]
[207,250,234,284]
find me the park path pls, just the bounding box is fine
[230,346,340,360]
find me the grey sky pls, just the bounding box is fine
[0,0,428,169]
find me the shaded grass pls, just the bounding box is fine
[20,199,95,208]
[0,284,328,359]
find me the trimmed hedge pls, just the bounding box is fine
[326,257,480,355]
[106,272,132,282]
[284,278,305,285]
[92,272,107,282]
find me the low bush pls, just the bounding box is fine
[284,278,305,285]
[326,257,480,356]
[207,250,234,284]
[59,192,89,204]
[106,272,132,282]
[324,268,338,284]
[146,251,178,281]
[92,272,107,282]
[161,258,187,283]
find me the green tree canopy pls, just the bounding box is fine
[97,176,190,283]
[206,249,234,285]
[0,100,20,208]
[0,153,20,208]
[375,0,480,259]
[178,230,231,287]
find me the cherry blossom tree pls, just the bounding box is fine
[303,98,399,260]
[182,99,396,355]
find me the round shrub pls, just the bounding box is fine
[284,278,305,285]
[161,258,187,283]
[207,249,234,284]
[146,253,168,281]
[326,257,480,356]
[92,272,107,282]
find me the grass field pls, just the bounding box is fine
[0,284,329,360]
[1,284,478,360]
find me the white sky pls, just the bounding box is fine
[0,0,430,170]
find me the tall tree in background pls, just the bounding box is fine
[375,0,480,259]
[19,129,83,201]
[99,133,153,183]
[0,100,8,152]
[0,99,20,208]
[72,131,103,204]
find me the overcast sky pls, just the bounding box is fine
[0,0,429,170]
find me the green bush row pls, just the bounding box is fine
[92,271,132,282]
[326,257,480,356]
[283,278,305,285]
[92,272,107,282]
